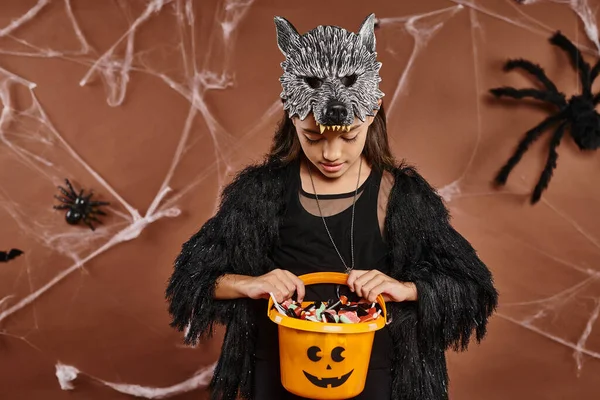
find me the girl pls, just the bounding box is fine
[166,14,498,400]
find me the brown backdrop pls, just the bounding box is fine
[0,0,599,399]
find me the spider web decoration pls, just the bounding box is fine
[490,30,600,204]
[0,0,598,399]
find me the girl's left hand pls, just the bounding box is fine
[346,269,417,303]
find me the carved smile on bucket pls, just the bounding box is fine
[302,369,354,388]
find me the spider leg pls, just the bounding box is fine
[54,195,74,205]
[83,219,96,231]
[84,214,103,231]
[503,59,561,94]
[89,209,107,216]
[83,214,102,230]
[89,200,110,206]
[53,204,71,210]
[57,186,76,200]
[550,31,592,95]
[593,92,600,105]
[489,87,565,107]
[64,179,78,199]
[84,191,94,201]
[495,113,563,185]
[531,121,567,204]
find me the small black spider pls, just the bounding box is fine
[1,248,23,263]
[53,179,110,231]
[489,31,600,204]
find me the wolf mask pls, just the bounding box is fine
[274,14,384,133]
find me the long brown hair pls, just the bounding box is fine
[268,104,396,170]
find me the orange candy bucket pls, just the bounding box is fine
[267,272,387,400]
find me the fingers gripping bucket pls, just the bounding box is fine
[267,272,387,400]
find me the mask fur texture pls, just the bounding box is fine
[274,14,384,127]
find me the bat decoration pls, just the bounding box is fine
[1,248,23,263]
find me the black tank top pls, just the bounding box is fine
[254,158,393,369]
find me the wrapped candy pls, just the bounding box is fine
[271,295,382,324]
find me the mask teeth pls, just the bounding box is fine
[316,123,351,133]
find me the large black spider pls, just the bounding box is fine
[1,248,23,263]
[53,179,110,231]
[489,31,600,204]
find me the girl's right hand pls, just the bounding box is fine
[241,269,305,303]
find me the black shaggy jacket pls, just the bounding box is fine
[166,157,498,400]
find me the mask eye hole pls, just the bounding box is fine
[340,74,357,87]
[304,77,323,89]
[331,346,345,362]
[307,346,322,362]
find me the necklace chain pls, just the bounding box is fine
[307,158,362,274]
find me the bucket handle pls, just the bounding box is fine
[297,272,387,322]
[298,272,350,286]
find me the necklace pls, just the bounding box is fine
[306,158,363,273]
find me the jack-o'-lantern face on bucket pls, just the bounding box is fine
[303,345,354,388]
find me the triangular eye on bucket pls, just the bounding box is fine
[489,30,600,204]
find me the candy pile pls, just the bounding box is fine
[272,295,382,324]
